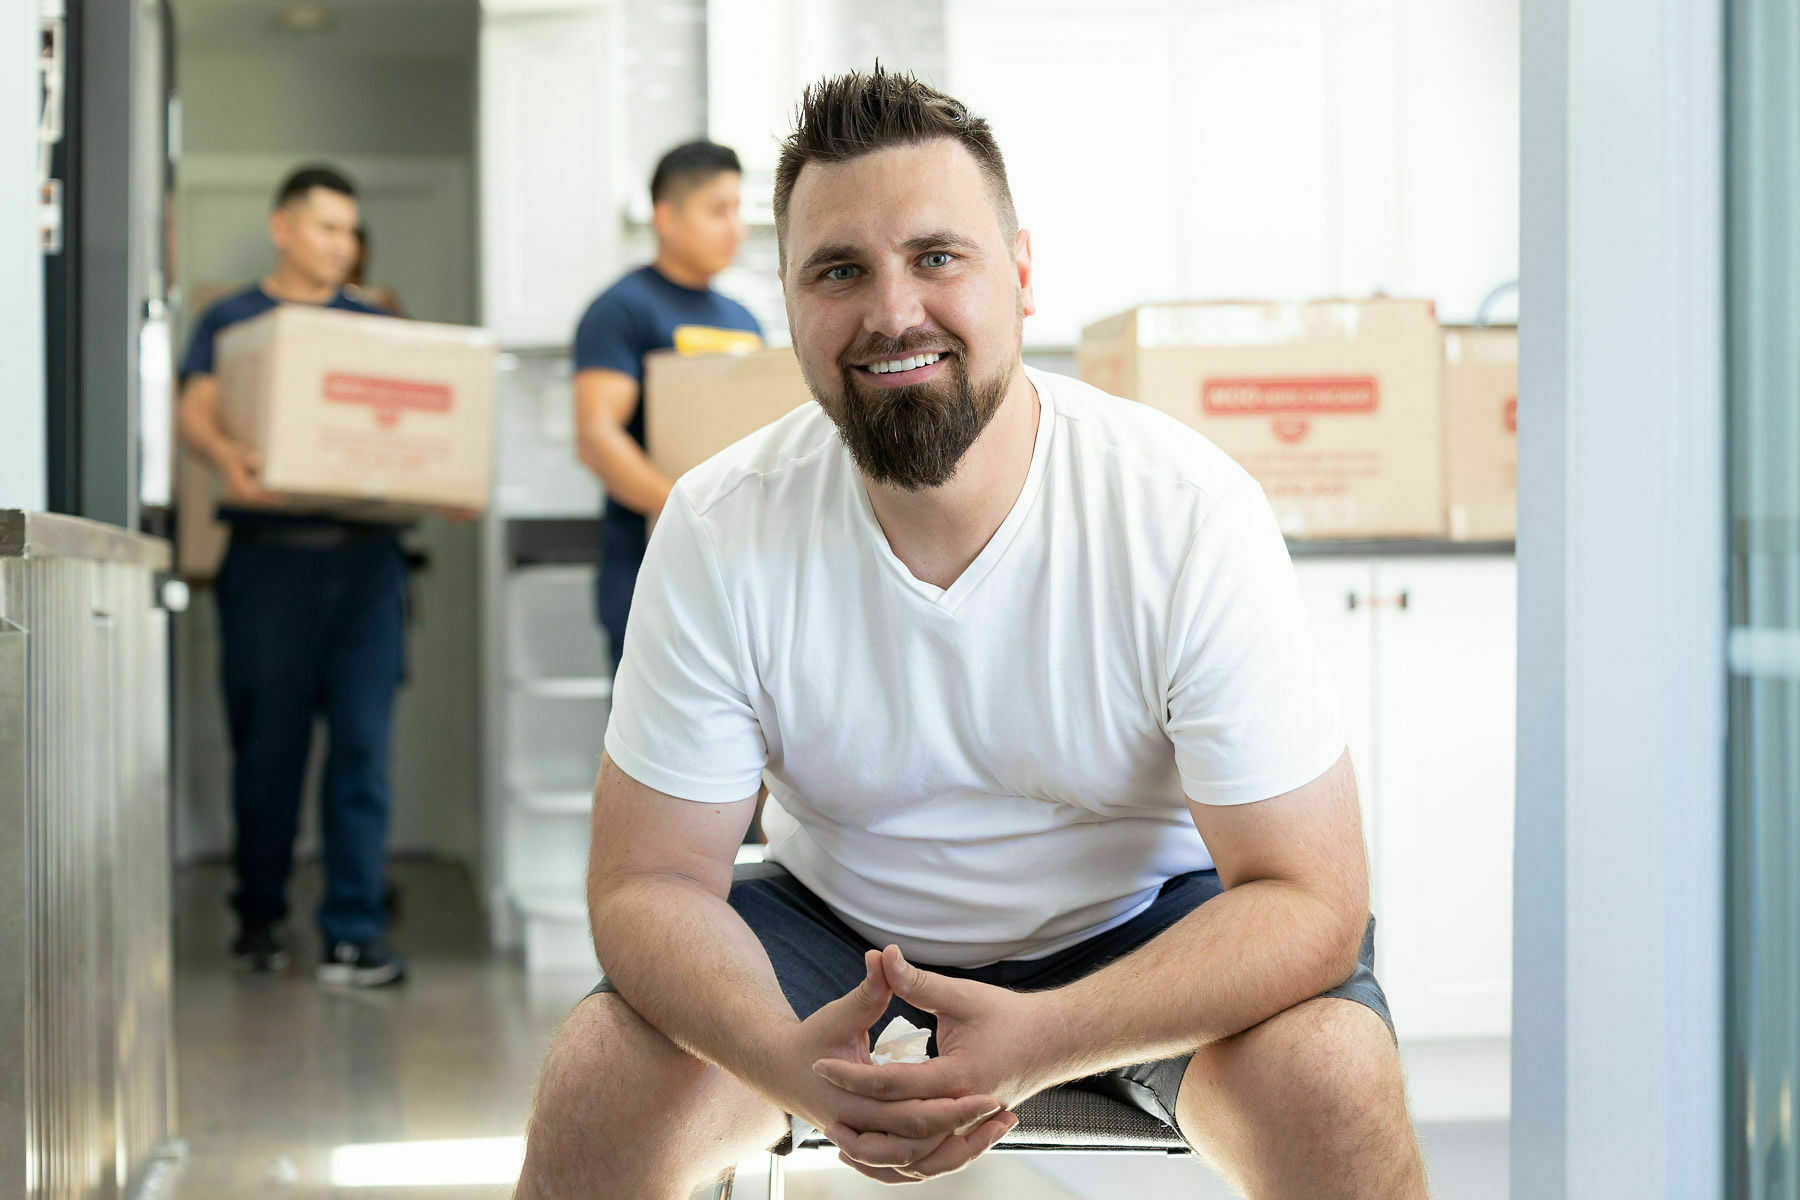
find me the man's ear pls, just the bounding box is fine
[651,198,677,243]
[1014,228,1036,319]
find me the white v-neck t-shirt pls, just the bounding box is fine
[603,366,1345,967]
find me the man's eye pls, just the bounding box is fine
[823,265,860,282]
[921,252,954,268]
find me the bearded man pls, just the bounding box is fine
[514,66,1429,1200]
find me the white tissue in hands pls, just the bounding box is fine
[870,1016,932,1065]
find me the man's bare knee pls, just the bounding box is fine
[527,993,722,1152]
[1176,999,1425,1199]
[1188,998,1402,1114]
[518,992,784,1200]
[537,993,707,1108]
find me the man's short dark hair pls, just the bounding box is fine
[274,165,357,211]
[773,65,1017,268]
[650,141,742,208]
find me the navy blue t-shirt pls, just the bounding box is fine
[573,265,762,604]
[181,285,395,531]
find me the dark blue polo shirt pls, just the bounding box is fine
[573,265,761,639]
[181,285,395,531]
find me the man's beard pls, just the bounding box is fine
[813,337,1014,492]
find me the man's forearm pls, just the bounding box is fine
[1036,879,1363,1084]
[577,430,673,517]
[177,400,237,472]
[590,874,801,1090]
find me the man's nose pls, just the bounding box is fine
[861,270,926,340]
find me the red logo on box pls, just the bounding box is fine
[325,373,453,430]
[1504,396,1518,433]
[1202,377,1378,446]
[1203,376,1378,415]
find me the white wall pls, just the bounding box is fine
[180,52,474,158]
[2,0,46,512]
[945,0,1520,346]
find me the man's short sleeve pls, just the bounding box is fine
[179,304,224,383]
[601,485,768,802]
[1165,482,1346,806]
[574,291,647,380]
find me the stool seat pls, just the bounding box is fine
[724,1083,1191,1198]
[796,1083,1190,1155]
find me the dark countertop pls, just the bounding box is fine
[1286,538,1515,557]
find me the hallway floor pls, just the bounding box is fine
[167,860,1505,1199]
[170,858,562,1199]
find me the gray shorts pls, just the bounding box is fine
[589,861,1392,1144]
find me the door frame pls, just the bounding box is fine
[1514,0,1727,1195]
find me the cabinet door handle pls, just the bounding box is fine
[1345,590,1410,611]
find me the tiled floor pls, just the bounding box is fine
[166,859,1505,1199]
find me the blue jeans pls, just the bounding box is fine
[215,537,406,945]
[596,510,647,675]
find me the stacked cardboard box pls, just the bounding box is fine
[1441,325,1518,541]
[1078,299,1446,539]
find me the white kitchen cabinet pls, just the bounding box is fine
[1293,553,1516,1042]
[479,0,621,347]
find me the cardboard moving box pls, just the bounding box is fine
[217,305,496,512]
[643,347,812,483]
[1078,299,1446,539]
[1441,325,1518,541]
[177,305,496,578]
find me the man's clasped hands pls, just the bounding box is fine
[766,944,1074,1184]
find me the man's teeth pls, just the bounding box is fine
[867,352,941,374]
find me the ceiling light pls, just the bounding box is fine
[275,2,335,33]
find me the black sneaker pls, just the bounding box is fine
[230,921,290,973]
[317,939,408,988]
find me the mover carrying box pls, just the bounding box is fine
[1077,299,1446,538]
[1441,325,1518,541]
[179,305,496,578]
[643,347,812,482]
